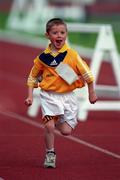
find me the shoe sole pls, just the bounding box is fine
[44,163,56,168]
[44,165,56,168]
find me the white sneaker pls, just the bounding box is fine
[44,151,56,168]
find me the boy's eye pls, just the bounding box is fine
[51,31,57,35]
[52,31,65,35]
[52,31,57,34]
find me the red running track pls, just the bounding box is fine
[0,41,120,180]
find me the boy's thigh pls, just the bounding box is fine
[56,121,72,135]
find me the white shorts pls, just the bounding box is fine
[39,90,79,129]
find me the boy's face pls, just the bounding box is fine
[45,24,67,51]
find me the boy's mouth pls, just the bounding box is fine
[56,40,62,44]
[55,40,63,47]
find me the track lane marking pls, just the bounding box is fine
[0,177,4,180]
[0,110,120,160]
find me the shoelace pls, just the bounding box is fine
[46,153,55,162]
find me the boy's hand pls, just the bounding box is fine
[24,98,33,106]
[89,92,98,104]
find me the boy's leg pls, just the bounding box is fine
[43,116,56,168]
[56,121,73,136]
[44,118,55,150]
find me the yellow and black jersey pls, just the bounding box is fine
[27,43,94,93]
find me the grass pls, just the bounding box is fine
[0,12,8,29]
[68,32,97,48]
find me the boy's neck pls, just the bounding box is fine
[50,44,58,53]
[49,43,67,54]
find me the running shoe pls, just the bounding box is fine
[44,151,56,168]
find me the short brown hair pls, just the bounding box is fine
[46,18,67,33]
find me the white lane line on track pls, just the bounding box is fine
[0,110,120,160]
[0,177,4,180]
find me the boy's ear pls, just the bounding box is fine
[45,32,49,39]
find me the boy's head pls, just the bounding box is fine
[45,18,68,51]
[46,18,67,33]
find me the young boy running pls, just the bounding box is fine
[25,18,97,168]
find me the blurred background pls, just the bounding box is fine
[0,0,120,57]
[0,0,120,51]
[0,0,120,41]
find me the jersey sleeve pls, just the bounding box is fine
[76,54,94,84]
[27,56,43,87]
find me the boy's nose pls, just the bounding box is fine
[57,32,62,37]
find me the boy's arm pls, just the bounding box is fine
[76,54,97,103]
[87,82,97,104]
[25,86,34,106]
[25,57,43,106]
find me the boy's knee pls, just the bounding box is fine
[58,122,72,136]
[45,121,55,133]
[61,129,72,136]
